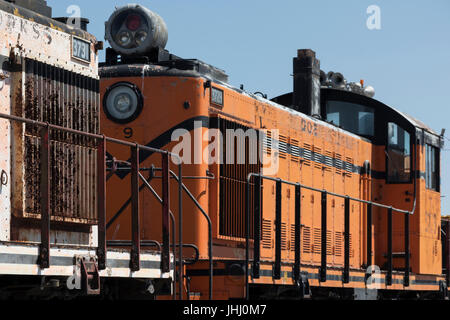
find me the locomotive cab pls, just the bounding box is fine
[274,82,443,276]
[321,88,443,276]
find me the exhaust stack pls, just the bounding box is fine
[293,49,321,118]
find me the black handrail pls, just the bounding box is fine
[107,240,162,252]
[0,112,184,294]
[246,172,415,300]
[180,244,200,266]
[138,172,177,299]
[168,169,213,300]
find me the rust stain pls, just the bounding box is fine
[13,8,24,19]
[49,23,64,32]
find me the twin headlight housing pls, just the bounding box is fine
[104,5,168,123]
[103,82,143,124]
[105,4,168,56]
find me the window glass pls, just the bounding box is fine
[426,144,440,191]
[387,122,411,183]
[326,101,374,136]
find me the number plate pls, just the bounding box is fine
[72,36,91,63]
[211,87,224,106]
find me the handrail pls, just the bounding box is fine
[0,112,184,297]
[0,112,182,159]
[105,166,210,299]
[167,169,213,300]
[107,240,162,252]
[137,172,177,300]
[180,244,200,266]
[248,173,413,214]
[245,172,413,300]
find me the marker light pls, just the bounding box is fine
[126,14,142,31]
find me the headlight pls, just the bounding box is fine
[116,30,133,48]
[135,30,148,46]
[103,82,143,124]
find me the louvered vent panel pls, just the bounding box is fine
[327,231,333,255]
[324,151,333,172]
[22,58,99,224]
[302,226,311,253]
[335,153,343,174]
[303,143,312,166]
[278,135,288,159]
[313,146,323,169]
[335,232,344,257]
[313,228,322,254]
[345,157,354,177]
[291,139,301,163]
[290,224,296,252]
[263,131,272,155]
[281,222,288,250]
[262,219,272,249]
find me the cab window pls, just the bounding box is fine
[387,122,411,183]
[325,100,374,137]
[426,144,440,191]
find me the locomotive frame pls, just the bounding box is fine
[99,4,446,300]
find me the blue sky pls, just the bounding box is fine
[48,0,450,213]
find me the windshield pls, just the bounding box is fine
[326,100,374,137]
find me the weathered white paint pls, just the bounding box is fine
[0,243,173,279]
[0,9,98,77]
[0,52,11,242]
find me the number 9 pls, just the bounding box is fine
[124,127,133,139]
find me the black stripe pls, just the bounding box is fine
[115,116,209,179]
[111,116,426,181]
[187,267,441,287]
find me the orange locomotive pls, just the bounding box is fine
[100,4,446,299]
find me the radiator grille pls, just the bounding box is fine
[219,118,262,238]
[21,58,99,224]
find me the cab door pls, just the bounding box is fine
[385,122,414,210]
[384,122,414,270]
